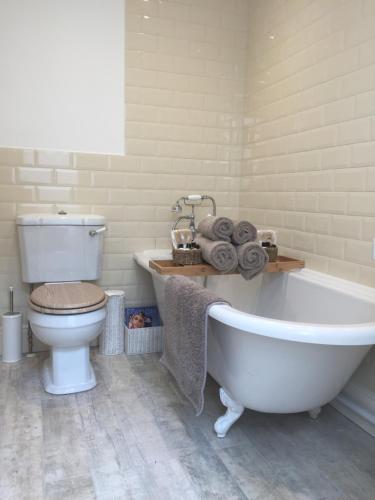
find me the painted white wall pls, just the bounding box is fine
[0,0,125,155]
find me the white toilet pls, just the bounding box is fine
[17,213,107,395]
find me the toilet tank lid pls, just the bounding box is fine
[16,214,106,226]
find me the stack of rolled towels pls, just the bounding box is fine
[195,216,269,280]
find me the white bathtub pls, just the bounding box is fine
[135,250,375,437]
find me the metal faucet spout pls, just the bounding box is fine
[170,194,216,242]
[172,215,196,239]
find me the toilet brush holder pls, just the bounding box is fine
[99,290,125,355]
[2,287,22,363]
[2,313,22,363]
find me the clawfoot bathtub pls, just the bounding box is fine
[135,250,375,437]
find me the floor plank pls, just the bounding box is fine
[0,351,374,500]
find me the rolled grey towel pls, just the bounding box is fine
[195,234,238,273]
[231,220,257,245]
[237,242,269,280]
[197,215,234,242]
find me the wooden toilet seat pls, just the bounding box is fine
[29,282,107,315]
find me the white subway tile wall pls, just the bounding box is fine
[1,0,375,329]
[0,0,248,319]
[241,0,375,286]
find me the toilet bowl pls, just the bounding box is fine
[28,282,107,395]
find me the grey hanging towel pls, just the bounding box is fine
[160,276,229,415]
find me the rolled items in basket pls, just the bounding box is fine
[197,215,234,242]
[171,228,193,249]
[236,241,269,280]
[231,220,257,245]
[195,233,238,273]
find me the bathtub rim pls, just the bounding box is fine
[134,250,375,346]
[208,304,375,346]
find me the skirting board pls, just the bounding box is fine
[331,381,375,437]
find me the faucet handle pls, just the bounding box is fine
[171,201,182,212]
[186,194,202,202]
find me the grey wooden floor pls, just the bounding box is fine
[0,351,374,500]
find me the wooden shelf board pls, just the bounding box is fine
[149,256,304,276]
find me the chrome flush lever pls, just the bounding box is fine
[89,226,107,237]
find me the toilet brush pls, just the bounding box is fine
[1,286,22,363]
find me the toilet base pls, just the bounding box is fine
[42,347,97,395]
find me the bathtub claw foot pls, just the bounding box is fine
[308,407,321,419]
[214,388,244,438]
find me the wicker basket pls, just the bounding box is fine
[172,247,202,265]
[125,325,163,355]
[99,290,125,355]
